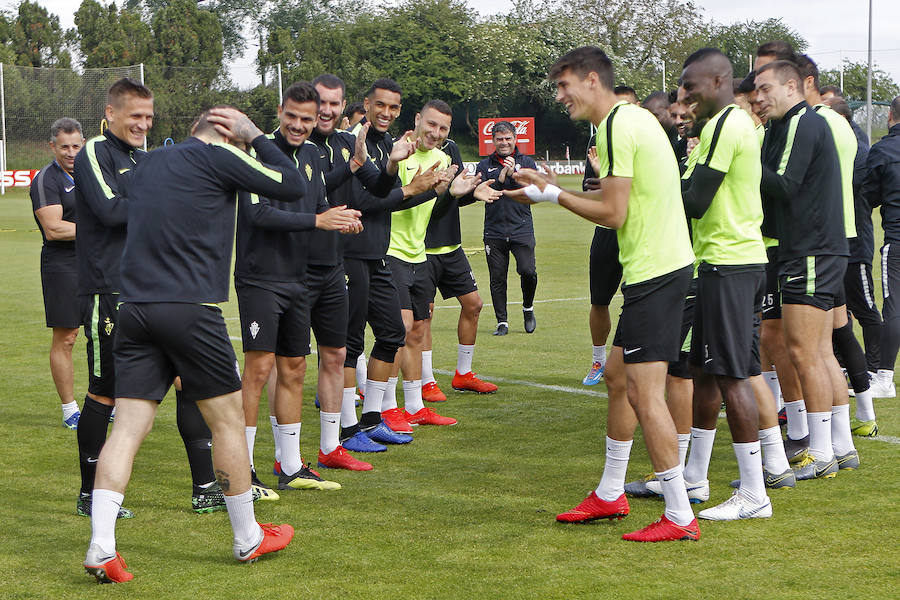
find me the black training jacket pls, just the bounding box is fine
[120,135,306,303]
[425,138,476,249]
[863,123,900,244]
[760,101,848,260]
[73,130,142,295]
[234,130,325,283]
[476,148,537,241]
[849,121,873,264]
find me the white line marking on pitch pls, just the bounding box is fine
[433,368,608,398]
[434,296,595,310]
[867,435,900,445]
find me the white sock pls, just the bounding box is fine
[277,422,302,475]
[758,425,790,474]
[341,387,359,428]
[363,379,387,415]
[762,371,782,411]
[244,426,257,469]
[422,350,436,385]
[356,354,368,390]
[224,489,260,547]
[734,441,766,505]
[269,415,280,464]
[457,344,474,375]
[877,368,894,384]
[683,427,716,484]
[807,411,834,461]
[402,379,425,415]
[592,345,607,365]
[381,377,398,411]
[90,489,123,554]
[655,465,695,526]
[784,399,809,440]
[677,433,691,468]
[320,411,341,454]
[855,388,876,421]
[62,400,79,419]
[594,437,632,501]
[831,404,856,455]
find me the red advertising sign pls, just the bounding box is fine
[2,170,39,187]
[478,117,535,156]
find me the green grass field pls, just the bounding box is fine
[0,179,898,599]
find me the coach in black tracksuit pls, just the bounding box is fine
[475,143,538,334]
[864,107,900,379]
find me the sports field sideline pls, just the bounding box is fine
[1,178,897,598]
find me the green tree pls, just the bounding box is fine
[73,0,154,68]
[820,60,899,103]
[9,1,71,67]
[702,18,807,78]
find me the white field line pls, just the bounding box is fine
[433,368,607,398]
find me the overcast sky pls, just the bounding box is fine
[18,0,900,87]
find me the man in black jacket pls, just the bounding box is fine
[865,95,900,400]
[83,107,305,582]
[476,121,539,335]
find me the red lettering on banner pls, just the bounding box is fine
[478,117,536,156]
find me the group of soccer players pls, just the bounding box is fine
[27,38,894,582]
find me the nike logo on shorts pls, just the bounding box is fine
[624,347,641,355]
[786,275,804,282]
[87,457,98,463]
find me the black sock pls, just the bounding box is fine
[176,391,215,490]
[521,273,537,309]
[360,411,381,429]
[834,322,869,392]
[77,395,113,495]
[862,323,882,373]
[340,424,360,441]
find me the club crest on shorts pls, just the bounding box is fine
[103,317,114,336]
[249,321,260,339]
[305,164,313,181]
[341,148,350,162]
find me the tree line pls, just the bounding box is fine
[1,0,897,155]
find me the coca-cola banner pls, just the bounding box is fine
[478,117,535,156]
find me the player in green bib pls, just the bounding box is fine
[675,48,785,521]
[385,99,487,427]
[509,46,699,542]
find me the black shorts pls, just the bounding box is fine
[115,302,242,403]
[689,264,765,379]
[386,256,430,321]
[589,227,622,306]
[667,278,697,379]
[307,264,349,349]
[235,278,310,357]
[424,247,478,302]
[779,255,847,311]
[344,257,406,366]
[613,265,692,364]
[762,245,781,321]
[42,267,80,328]
[80,293,118,398]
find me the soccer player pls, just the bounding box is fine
[31,117,83,429]
[387,99,490,425]
[343,78,439,441]
[343,102,366,130]
[795,54,872,449]
[613,85,639,105]
[73,78,221,518]
[823,93,883,385]
[82,107,303,582]
[864,95,900,400]
[671,48,771,520]
[237,80,368,493]
[755,60,849,480]
[477,121,539,336]
[513,46,699,542]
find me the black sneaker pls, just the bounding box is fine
[492,322,509,336]
[77,492,134,519]
[278,464,341,491]
[192,482,227,513]
[524,309,536,333]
